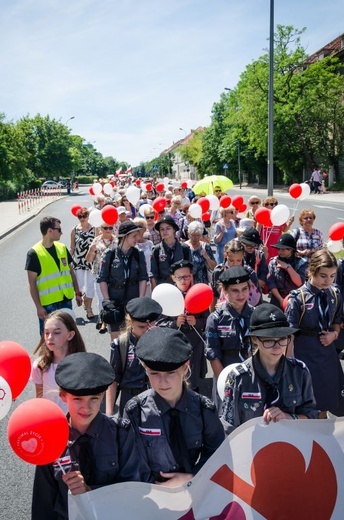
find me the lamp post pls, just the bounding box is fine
[179,128,187,137]
[267,0,274,196]
[65,116,75,126]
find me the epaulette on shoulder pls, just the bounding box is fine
[199,394,216,411]
[234,363,249,375]
[288,357,307,369]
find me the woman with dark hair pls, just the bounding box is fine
[221,303,318,433]
[267,234,307,309]
[150,215,192,287]
[286,249,343,417]
[97,221,148,340]
[70,207,97,319]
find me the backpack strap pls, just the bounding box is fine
[118,333,130,374]
[298,288,306,325]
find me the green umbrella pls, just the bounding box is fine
[192,175,233,195]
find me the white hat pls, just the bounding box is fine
[237,218,254,233]
[117,206,126,215]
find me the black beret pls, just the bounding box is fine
[219,266,250,285]
[271,233,297,251]
[136,328,192,371]
[55,352,115,396]
[154,215,179,232]
[170,259,194,274]
[118,221,140,237]
[248,303,299,338]
[238,227,263,246]
[125,297,162,322]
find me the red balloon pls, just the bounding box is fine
[145,183,153,191]
[8,399,69,465]
[70,204,82,217]
[101,206,118,225]
[0,341,31,399]
[328,222,344,241]
[255,207,273,227]
[232,195,244,210]
[202,212,211,222]
[89,186,95,196]
[181,182,188,189]
[197,197,210,213]
[135,179,141,186]
[156,183,164,193]
[152,197,166,212]
[184,284,214,314]
[289,183,302,199]
[109,180,115,187]
[220,195,231,208]
[239,203,247,213]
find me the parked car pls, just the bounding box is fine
[41,180,64,193]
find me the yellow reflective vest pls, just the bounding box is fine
[32,241,75,306]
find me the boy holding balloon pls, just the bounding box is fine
[31,352,143,520]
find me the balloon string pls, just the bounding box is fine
[292,199,300,217]
[190,325,208,347]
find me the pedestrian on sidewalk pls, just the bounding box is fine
[25,216,82,335]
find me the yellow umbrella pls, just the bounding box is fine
[192,175,233,195]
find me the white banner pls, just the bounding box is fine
[69,417,344,520]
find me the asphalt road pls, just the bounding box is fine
[0,187,342,520]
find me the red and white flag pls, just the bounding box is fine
[69,417,344,519]
[126,167,133,174]
[116,167,122,175]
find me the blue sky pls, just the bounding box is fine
[1,0,343,166]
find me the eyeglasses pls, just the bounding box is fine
[251,201,260,205]
[259,336,291,349]
[265,203,277,207]
[53,227,62,232]
[102,226,113,231]
[142,197,147,199]
[303,216,314,220]
[174,275,192,281]
[224,211,235,214]
[146,215,155,220]
[245,244,257,250]
[78,215,88,219]
[214,189,222,193]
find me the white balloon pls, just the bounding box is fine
[188,203,202,219]
[298,183,311,201]
[88,209,103,227]
[0,376,12,421]
[270,204,290,226]
[217,363,241,400]
[103,183,113,195]
[126,186,141,206]
[172,180,180,188]
[93,182,103,196]
[206,194,220,211]
[139,203,152,217]
[151,284,185,316]
[327,239,343,253]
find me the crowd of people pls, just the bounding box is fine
[24,176,344,519]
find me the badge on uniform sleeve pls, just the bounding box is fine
[241,392,262,400]
[288,384,294,392]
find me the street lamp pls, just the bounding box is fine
[267,0,274,196]
[179,128,187,137]
[65,116,75,125]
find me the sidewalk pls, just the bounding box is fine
[0,185,342,241]
[0,196,67,241]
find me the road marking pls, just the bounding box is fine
[313,205,344,212]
